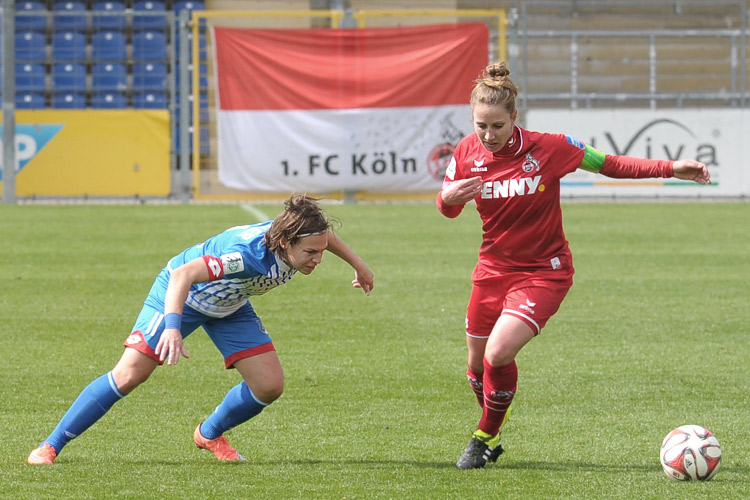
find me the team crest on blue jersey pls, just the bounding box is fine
[565,135,585,149]
[221,252,244,274]
[522,153,540,173]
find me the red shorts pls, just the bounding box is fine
[466,271,573,337]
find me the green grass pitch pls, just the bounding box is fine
[1,201,748,499]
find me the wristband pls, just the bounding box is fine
[164,313,182,331]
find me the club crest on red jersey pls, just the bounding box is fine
[522,153,540,173]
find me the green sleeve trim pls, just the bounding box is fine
[578,144,606,173]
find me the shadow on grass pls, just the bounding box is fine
[280,458,750,478]
[25,456,750,481]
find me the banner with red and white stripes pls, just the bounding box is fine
[212,23,488,192]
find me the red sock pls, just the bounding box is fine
[466,366,484,408]
[478,358,517,435]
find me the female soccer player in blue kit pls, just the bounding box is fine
[28,195,374,464]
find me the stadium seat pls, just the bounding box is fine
[91,63,127,92]
[51,31,87,62]
[52,1,88,32]
[91,91,127,109]
[174,1,205,17]
[132,31,168,62]
[52,92,87,109]
[91,31,127,62]
[16,1,49,32]
[51,63,87,92]
[16,63,47,92]
[132,62,168,91]
[133,1,167,31]
[133,91,167,109]
[16,92,47,109]
[15,31,47,62]
[92,1,127,31]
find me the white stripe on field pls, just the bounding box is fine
[241,204,270,223]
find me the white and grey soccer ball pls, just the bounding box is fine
[660,424,722,481]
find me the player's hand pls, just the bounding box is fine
[440,176,484,205]
[155,328,190,366]
[352,265,374,296]
[673,160,711,185]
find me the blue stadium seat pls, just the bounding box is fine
[132,31,168,61]
[91,91,127,109]
[16,92,47,109]
[15,31,47,62]
[92,1,127,31]
[91,31,127,62]
[133,1,167,31]
[51,63,87,92]
[52,92,87,109]
[91,63,127,92]
[16,63,47,92]
[53,1,88,32]
[133,91,167,109]
[174,1,205,16]
[51,31,87,62]
[16,1,49,32]
[132,62,168,91]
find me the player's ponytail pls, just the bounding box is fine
[470,61,518,114]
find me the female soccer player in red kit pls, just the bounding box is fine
[438,61,711,470]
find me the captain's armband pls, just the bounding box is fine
[578,144,606,173]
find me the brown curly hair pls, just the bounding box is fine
[264,194,331,259]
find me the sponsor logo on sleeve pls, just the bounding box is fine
[203,255,224,280]
[445,156,457,180]
[221,252,245,274]
[565,135,585,149]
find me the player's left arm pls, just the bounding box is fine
[671,159,712,185]
[325,230,373,296]
[577,144,711,184]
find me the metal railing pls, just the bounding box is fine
[513,0,748,113]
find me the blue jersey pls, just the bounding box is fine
[148,221,296,318]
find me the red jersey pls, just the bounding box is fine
[437,126,673,283]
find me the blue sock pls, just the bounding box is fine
[200,382,268,439]
[44,372,126,453]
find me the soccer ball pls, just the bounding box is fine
[660,425,722,481]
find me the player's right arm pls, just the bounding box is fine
[439,176,483,209]
[156,256,218,365]
[436,150,483,218]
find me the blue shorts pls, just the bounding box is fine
[124,300,275,369]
